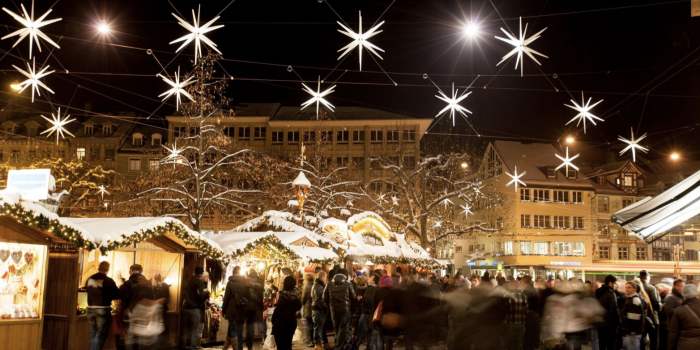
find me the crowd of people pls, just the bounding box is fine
[83,261,700,350]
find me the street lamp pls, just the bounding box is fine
[461,20,481,40]
[670,151,681,162]
[9,81,21,92]
[460,161,469,170]
[292,171,311,227]
[565,135,576,145]
[95,20,112,35]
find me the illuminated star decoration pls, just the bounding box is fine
[565,92,604,134]
[1,1,62,58]
[440,191,453,209]
[435,82,473,127]
[618,128,649,163]
[337,11,385,71]
[96,185,110,200]
[505,165,527,192]
[433,220,443,229]
[163,143,185,164]
[391,195,399,206]
[377,193,386,204]
[301,77,336,120]
[495,17,548,77]
[460,203,473,219]
[13,58,55,102]
[555,147,580,177]
[158,66,194,111]
[170,5,224,64]
[40,107,75,144]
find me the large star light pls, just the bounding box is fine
[170,5,224,64]
[337,11,385,71]
[301,77,336,120]
[555,147,580,177]
[505,165,527,192]
[435,82,473,126]
[618,128,649,163]
[495,17,548,77]
[158,66,194,111]
[13,58,54,102]
[40,107,75,144]
[565,92,604,134]
[1,1,62,58]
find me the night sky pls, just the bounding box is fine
[1,0,699,160]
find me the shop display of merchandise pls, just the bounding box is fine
[0,242,45,320]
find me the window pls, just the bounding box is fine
[84,124,94,136]
[572,217,584,230]
[598,196,609,212]
[403,129,416,142]
[554,190,569,203]
[151,133,162,146]
[546,167,556,178]
[370,129,383,143]
[636,247,647,260]
[618,246,629,260]
[520,188,530,201]
[174,126,187,137]
[533,189,550,202]
[102,124,112,136]
[149,159,159,171]
[76,147,86,160]
[599,246,610,259]
[238,127,250,140]
[572,191,583,203]
[455,246,463,253]
[272,130,284,144]
[520,241,532,255]
[686,250,699,261]
[105,148,115,161]
[622,198,633,208]
[287,131,299,144]
[598,220,609,235]
[90,147,99,160]
[534,242,549,255]
[553,216,570,229]
[534,215,550,229]
[370,182,382,193]
[520,214,531,228]
[128,158,141,171]
[303,130,316,143]
[189,127,200,136]
[336,130,349,144]
[352,130,365,143]
[503,241,514,255]
[623,174,635,187]
[320,130,332,143]
[352,157,364,169]
[132,133,143,146]
[253,127,266,140]
[223,127,235,137]
[387,130,400,143]
[336,157,349,167]
[552,242,585,256]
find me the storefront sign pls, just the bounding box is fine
[5,169,53,201]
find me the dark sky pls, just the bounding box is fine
[1,0,700,160]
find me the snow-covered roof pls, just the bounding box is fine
[234,210,310,233]
[613,169,700,242]
[206,230,338,261]
[292,171,311,188]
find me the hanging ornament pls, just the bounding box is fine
[158,66,195,111]
[40,107,75,144]
[495,17,548,77]
[170,5,224,64]
[301,76,336,120]
[435,82,473,127]
[564,92,604,134]
[12,58,54,102]
[555,146,580,177]
[618,128,649,163]
[505,165,527,192]
[1,1,62,58]
[337,11,385,71]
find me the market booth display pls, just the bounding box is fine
[0,191,225,350]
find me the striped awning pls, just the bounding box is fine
[612,169,700,242]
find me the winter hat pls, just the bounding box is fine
[683,284,698,299]
[380,275,393,288]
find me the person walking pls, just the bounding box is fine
[621,281,646,350]
[323,268,356,350]
[667,284,700,350]
[596,275,622,350]
[311,271,329,350]
[181,267,210,350]
[272,276,302,350]
[115,264,149,350]
[86,261,119,350]
[640,270,661,350]
[301,273,315,347]
[504,280,529,350]
[222,266,245,350]
[660,279,685,350]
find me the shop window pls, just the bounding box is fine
[0,242,47,320]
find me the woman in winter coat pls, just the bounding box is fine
[272,276,302,350]
[620,281,646,350]
[668,284,700,350]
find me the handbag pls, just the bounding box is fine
[372,301,383,324]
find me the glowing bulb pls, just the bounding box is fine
[462,20,481,39]
[670,151,681,162]
[460,162,469,169]
[565,135,575,145]
[9,82,21,91]
[256,261,266,271]
[96,21,111,35]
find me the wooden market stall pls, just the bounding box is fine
[0,216,51,350]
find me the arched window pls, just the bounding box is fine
[132,132,143,146]
[151,133,162,146]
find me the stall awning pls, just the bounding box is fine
[613,169,700,242]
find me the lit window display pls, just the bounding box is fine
[0,242,47,320]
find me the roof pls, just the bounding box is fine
[232,103,281,117]
[273,106,428,121]
[492,140,594,188]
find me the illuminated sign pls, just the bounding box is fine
[5,169,53,201]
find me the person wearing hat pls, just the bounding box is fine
[596,275,622,350]
[181,266,210,350]
[667,283,700,350]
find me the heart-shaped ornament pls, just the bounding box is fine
[0,250,9,262]
[24,252,33,265]
[11,251,22,264]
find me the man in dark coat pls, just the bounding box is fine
[311,271,329,349]
[323,268,356,350]
[596,275,621,350]
[661,279,685,350]
[667,284,700,350]
[181,267,210,350]
[640,270,661,350]
[86,261,119,350]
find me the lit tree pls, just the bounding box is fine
[362,153,499,248]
